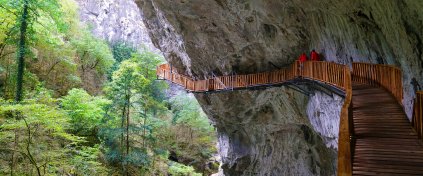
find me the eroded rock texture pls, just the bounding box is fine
[135,0,423,175]
[76,0,159,52]
[307,92,343,149]
[196,87,337,175]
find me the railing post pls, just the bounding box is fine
[157,65,161,79]
[193,79,196,91]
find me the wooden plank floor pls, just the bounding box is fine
[352,83,423,176]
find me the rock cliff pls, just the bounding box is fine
[135,0,423,175]
[75,0,159,52]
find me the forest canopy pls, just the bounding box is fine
[0,0,217,175]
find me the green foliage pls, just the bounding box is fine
[0,103,76,141]
[130,50,168,103]
[0,0,218,175]
[72,30,115,75]
[0,1,17,44]
[0,98,80,175]
[110,42,136,75]
[0,89,113,175]
[167,93,217,173]
[69,145,110,175]
[109,60,150,95]
[61,88,111,136]
[0,0,81,98]
[101,57,154,173]
[111,42,136,63]
[130,49,164,79]
[168,162,202,176]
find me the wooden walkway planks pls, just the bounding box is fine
[159,61,421,175]
[352,83,423,176]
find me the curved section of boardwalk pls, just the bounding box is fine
[352,83,423,175]
[158,61,423,176]
[157,61,350,92]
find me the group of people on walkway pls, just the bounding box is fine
[298,49,320,62]
[297,50,320,76]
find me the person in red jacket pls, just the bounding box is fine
[298,53,307,63]
[310,49,319,61]
[298,53,307,77]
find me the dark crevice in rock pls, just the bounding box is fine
[261,23,277,40]
[222,155,251,175]
[301,124,314,145]
[404,21,422,64]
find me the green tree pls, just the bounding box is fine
[100,50,168,175]
[72,30,114,76]
[110,42,136,76]
[103,60,150,175]
[0,0,67,102]
[69,29,114,94]
[168,93,217,174]
[61,88,111,139]
[0,95,81,175]
[14,0,29,102]
[168,161,202,176]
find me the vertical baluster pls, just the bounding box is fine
[420,93,423,139]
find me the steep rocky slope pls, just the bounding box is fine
[135,0,423,175]
[75,0,159,52]
[74,0,163,94]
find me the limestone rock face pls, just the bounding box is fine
[307,92,343,149]
[196,87,337,175]
[75,0,159,52]
[135,0,423,175]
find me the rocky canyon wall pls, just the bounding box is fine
[74,0,163,94]
[135,0,423,175]
[75,0,159,52]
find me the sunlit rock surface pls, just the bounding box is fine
[307,92,343,149]
[135,0,423,175]
[76,0,159,52]
[196,87,336,175]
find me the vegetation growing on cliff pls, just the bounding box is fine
[0,0,217,175]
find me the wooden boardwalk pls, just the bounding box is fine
[352,83,423,175]
[158,61,423,176]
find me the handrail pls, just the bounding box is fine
[352,62,403,105]
[346,62,404,176]
[157,61,354,175]
[211,73,228,90]
[157,61,350,92]
[156,61,411,176]
[413,91,423,140]
[337,68,353,176]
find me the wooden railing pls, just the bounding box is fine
[157,61,355,175]
[337,69,353,176]
[352,62,403,104]
[346,62,405,176]
[413,91,423,140]
[157,61,412,176]
[157,61,350,92]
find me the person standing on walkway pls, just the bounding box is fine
[298,53,307,77]
[310,49,319,61]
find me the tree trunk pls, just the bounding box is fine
[125,93,130,176]
[23,118,41,176]
[121,106,125,152]
[10,130,18,176]
[121,103,126,175]
[15,0,29,102]
[126,96,130,155]
[142,106,147,148]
